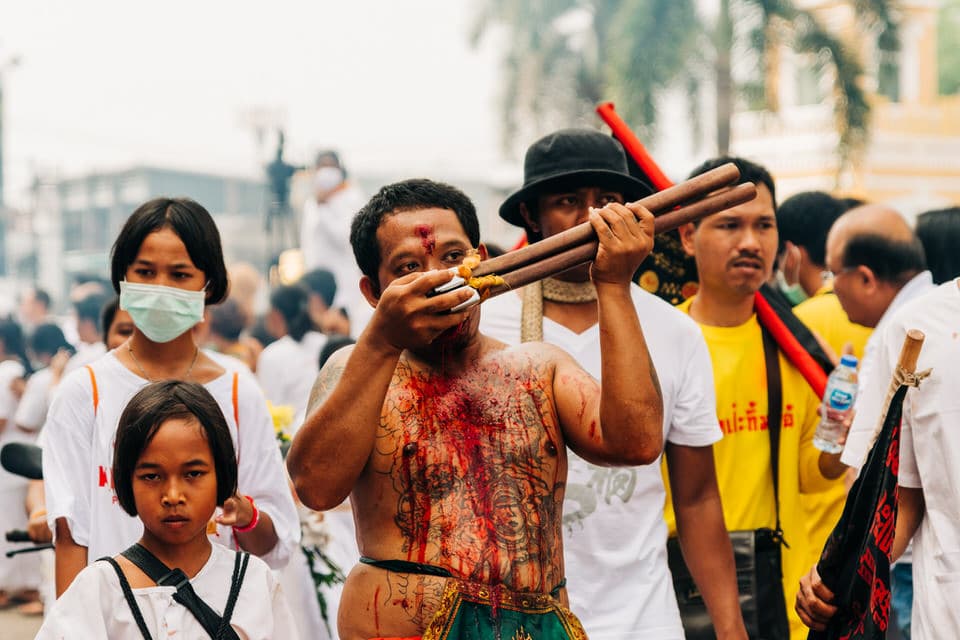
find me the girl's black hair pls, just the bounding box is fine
[100,296,120,344]
[110,197,229,306]
[113,380,237,517]
[0,318,32,376]
[269,284,313,342]
[30,323,76,359]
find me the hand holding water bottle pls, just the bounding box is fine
[814,354,859,453]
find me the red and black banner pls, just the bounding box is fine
[809,384,906,639]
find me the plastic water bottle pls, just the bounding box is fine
[814,355,859,453]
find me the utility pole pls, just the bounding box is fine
[0,54,22,210]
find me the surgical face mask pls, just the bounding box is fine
[775,270,808,306]
[119,281,206,343]
[314,166,344,192]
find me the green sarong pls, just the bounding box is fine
[422,578,587,640]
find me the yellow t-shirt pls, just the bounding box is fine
[665,298,832,639]
[793,286,872,573]
[793,286,872,360]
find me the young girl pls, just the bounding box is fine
[37,381,298,638]
[42,197,299,597]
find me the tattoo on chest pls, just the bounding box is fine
[378,357,565,586]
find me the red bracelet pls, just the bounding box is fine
[232,495,259,534]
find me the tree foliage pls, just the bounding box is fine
[472,0,898,169]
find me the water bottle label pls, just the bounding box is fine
[828,388,854,410]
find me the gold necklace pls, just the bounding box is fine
[127,343,200,382]
[541,277,597,303]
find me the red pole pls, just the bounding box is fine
[596,101,829,398]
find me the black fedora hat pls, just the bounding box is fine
[499,128,653,227]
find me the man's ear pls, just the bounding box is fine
[519,203,540,234]
[360,275,381,308]
[678,222,697,257]
[476,244,489,261]
[856,265,877,292]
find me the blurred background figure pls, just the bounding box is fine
[64,291,109,373]
[14,323,73,435]
[206,299,259,371]
[299,150,370,337]
[258,284,327,429]
[779,191,872,361]
[17,288,51,337]
[299,268,350,337]
[915,207,960,285]
[0,318,35,612]
[99,297,135,351]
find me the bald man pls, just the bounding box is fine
[824,204,931,465]
[821,204,931,637]
[824,205,930,332]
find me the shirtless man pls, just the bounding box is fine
[287,178,664,639]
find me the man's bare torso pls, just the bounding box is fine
[339,340,568,639]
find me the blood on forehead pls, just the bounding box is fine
[414,225,436,255]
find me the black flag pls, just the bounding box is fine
[809,384,907,639]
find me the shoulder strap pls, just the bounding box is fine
[215,552,250,640]
[121,544,242,640]
[760,324,787,548]
[85,365,99,416]
[98,556,154,640]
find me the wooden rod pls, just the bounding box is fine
[478,182,757,299]
[471,162,742,279]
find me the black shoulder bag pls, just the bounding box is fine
[99,544,250,640]
[666,325,791,639]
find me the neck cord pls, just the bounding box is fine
[127,343,200,382]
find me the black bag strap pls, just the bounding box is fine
[761,324,788,548]
[98,556,154,640]
[121,544,244,640]
[216,551,250,640]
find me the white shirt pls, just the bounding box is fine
[37,542,299,639]
[847,279,960,637]
[64,341,108,375]
[480,284,721,639]
[300,184,372,338]
[256,331,327,430]
[842,271,935,469]
[14,366,55,431]
[42,351,300,570]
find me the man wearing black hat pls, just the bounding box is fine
[481,129,747,639]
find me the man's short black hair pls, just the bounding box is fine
[110,197,229,306]
[270,284,312,342]
[777,191,849,267]
[688,156,777,213]
[33,289,52,311]
[209,299,247,342]
[841,234,927,286]
[113,380,237,517]
[299,269,338,308]
[350,179,480,284]
[915,207,960,284]
[75,292,109,329]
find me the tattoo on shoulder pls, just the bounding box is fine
[306,352,349,417]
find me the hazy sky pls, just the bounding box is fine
[0,0,508,207]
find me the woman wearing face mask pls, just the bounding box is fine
[41,197,299,598]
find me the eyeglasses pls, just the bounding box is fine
[821,267,856,281]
